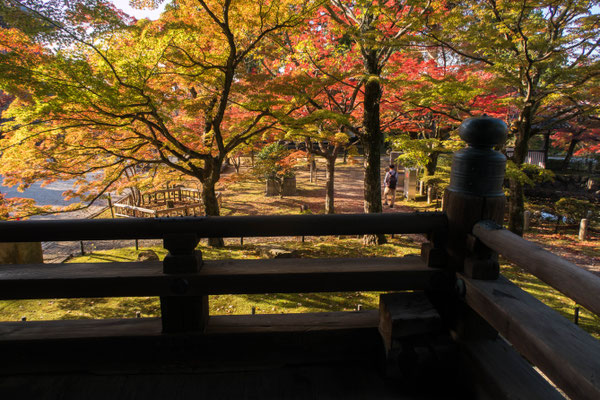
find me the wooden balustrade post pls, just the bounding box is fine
[443,116,508,279]
[107,194,115,219]
[160,233,207,333]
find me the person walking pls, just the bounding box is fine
[383,164,398,208]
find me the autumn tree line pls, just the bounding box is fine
[0,0,599,244]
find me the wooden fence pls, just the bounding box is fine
[113,188,220,218]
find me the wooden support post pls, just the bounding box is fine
[160,233,207,333]
[80,241,85,256]
[443,117,508,279]
[523,210,531,232]
[574,306,580,325]
[378,292,447,381]
[135,239,139,251]
[427,186,433,204]
[579,218,588,241]
[107,194,115,219]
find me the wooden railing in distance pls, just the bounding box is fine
[465,220,600,400]
[113,190,219,218]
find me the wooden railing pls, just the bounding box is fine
[0,212,446,333]
[113,188,220,218]
[464,220,600,400]
[0,117,599,399]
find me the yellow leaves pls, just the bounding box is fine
[334,131,350,145]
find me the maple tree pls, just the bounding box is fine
[320,0,432,244]
[267,13,361,214]
[425,0,600,235]
[0,0,315,245]
[552,115,600,169]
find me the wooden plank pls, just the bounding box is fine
[459,338,564,400]
[0,311,379,342]
[0,256,437,299]
[0,212,447,242]
[0,363,418,400]
[462,274,600,400]
[0,312,385,378]
[473,221,600,317]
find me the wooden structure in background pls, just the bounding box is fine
[0,117,598,399]
[113,187,220,218]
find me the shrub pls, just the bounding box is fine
[555,198,594,223]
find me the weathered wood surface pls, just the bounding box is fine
[0,256,436,299]
[0,312,384,377]
[0,212,447,242]
[443,191,505,276]
[0,312,379,342]
[459,338,565,400]
[462,274,600,400]
[473,221,600,317]
[0,363,433,400]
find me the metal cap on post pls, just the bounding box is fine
[443,116,508,279]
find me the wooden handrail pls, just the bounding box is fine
[0,212,447,242]
[113,204,157,214]
[0,256,435,300]
[462,274,600,400]
[473,220,600,317]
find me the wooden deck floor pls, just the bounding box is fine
[0,312,470,400]
[1,362,454,400]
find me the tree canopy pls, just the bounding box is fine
[0,0,598,238]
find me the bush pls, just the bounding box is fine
[254,143,296,180]
[555,198,594,223]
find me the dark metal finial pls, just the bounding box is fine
[448,117,508,197]
[459,116,508,148]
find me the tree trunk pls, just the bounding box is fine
[310,155,316,183]
[507,117,531,237]
[542,131,551,167]
[561,138,578,171]
[508,178,524,235]
[362,53,386,245]
[325,156,335,214]
[202,158,224,247]
[425,152,440,176]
